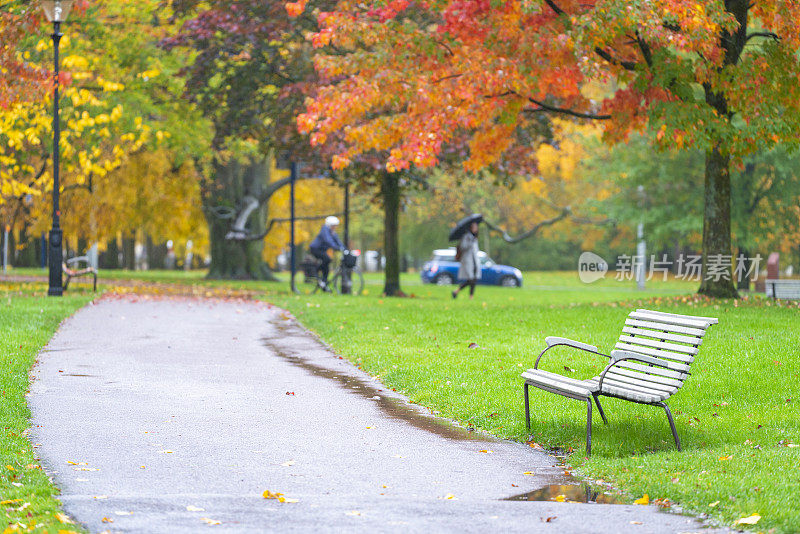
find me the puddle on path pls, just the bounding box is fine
[506,484,625,504]
[262,318,627,503]
[261,327,492,443]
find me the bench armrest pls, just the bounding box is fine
[534,337,608,370]
[545,336,598,353]
[65,256,91,267]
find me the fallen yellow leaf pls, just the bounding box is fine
[158,450,174,454]
[55,512,73,524]
[443,493,456,500]
[101,518,113,523]
[187,505,205,512]
[5,465,15,471]
[263,490,299,503]
[346,510,362,516]
[479,450,493,453]
[633,494,649,505]
[554,495,566,502]
[709,500,720,507]
[522,471,535,475]
[0,499,22,505]
[281,460,295,467]
[718,455,732,461]
[200,517,221,525]
[733,513,761,526]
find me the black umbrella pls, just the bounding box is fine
[448,213,483,242]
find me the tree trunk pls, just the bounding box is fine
[204,158,277,280]
[736,247,751,291]
[698,144,739,298]
[122,232,136,270]
[381,170,402,296]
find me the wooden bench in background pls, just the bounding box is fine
[62,256,97,291]
[765,279,800,300]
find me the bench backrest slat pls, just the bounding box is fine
[610,309,717,396]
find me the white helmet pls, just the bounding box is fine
[325,216,340,227]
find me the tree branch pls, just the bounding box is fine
[746,31,779,43]
[524,97,611,120]
[594,47,638,71]
[543,0,565,16]
[226,212,352,241]
[473,206,571,244]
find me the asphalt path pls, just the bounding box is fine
[29,297,726,533]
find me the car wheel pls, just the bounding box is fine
[500,275,520,287]
[435,273,455,285]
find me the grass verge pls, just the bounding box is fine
[1,284,93,533]
[2,270,798,532]
[268,275,800,533]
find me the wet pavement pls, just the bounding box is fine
[28,297,727,533]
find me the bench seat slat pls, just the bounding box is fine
[600,375,676,397]
[614,342,694,365]
[621,326,702,346]
[625,318,706,337]
[606,366,685,388]
[618,335,699,355]
[598,382,668,403]
[522,369,597,398]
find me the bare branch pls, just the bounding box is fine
[543,0,565,16]
[594,47,638,71]
[475,207,571,243]
[524,97,611,120]
[746,31,779,43]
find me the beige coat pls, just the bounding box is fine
[457,232,481,280]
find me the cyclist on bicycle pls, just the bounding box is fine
[309,216,345,292]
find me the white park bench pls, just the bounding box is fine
[521,309,718,456]
[765,279,800,300]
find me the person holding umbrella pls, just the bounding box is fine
[449,214,482,299]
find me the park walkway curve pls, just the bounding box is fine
[29,296,726,533]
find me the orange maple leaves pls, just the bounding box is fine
[291,0,800,172]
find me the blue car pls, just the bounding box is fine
[421,248,523,287]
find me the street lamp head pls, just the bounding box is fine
[41,0,74,23]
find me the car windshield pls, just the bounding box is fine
[430,250,492,264]
[432,251,456,262]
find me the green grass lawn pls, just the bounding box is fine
[2,269,798,532]
[268,273,800,533]
[0,283,93,533]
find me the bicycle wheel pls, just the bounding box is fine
[333,268,364,295]
[329,271,342,294]
[351,268,365,295]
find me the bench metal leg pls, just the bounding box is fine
[593,394,608,425]
[92,273,97,292]
[523,383,530,430]
[63,275,71,291]
[585,398,592,456]
[658,402,681,451]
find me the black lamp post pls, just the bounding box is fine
[42,0,73,296]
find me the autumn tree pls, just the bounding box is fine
[0,1,49,107]
[162,0,345,280]
[2,0,212,266]
[297,0,800,298]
